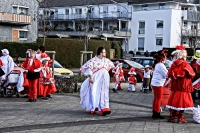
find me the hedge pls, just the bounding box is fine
[110,41,122,58]
[0,38,121,68]
[37,38,112,68]
[0,42,39,58]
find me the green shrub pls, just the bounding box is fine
[136,51,141,55]
[129,50,133,54]
[110,41,122,58]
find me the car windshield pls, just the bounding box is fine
[164,60,172,68]
[124,60,144,69]
[50,60,63,68]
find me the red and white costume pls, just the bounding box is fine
[128,68,137,92]
[80,56,115,114]
[22,58,42,100]
[36,52,52,67]
[113,63,125,90]
[38,63,57,98]
[166,59,195,110]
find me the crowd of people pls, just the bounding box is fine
[1,45,199,123]
[79,45,200,124]
[0,46,57,102]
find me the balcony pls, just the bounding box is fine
[114,28,131,37]
[182,29,200,36]
[39,12,132,21]
[182,10,200,21]
[0,12,31,25]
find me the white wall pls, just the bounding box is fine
[169,9,183,47]
[129,9,173,52]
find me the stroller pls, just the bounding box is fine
[0,70,22,97]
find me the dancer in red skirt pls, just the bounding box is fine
[166,50,195,123]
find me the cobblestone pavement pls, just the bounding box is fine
[0,83,200,133]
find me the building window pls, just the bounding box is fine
[13,6,17,14]
[138,22,145,34]
[184,22,188,27]
[19,31,28,39]
[138,38,145,51]
[65,9,69,15]
[142,5,148,10]
[156,38,163,46]
[159,3,165,9]
[12,6,28,15]
[103,6,108,13]
[157,20,163,28]
[117,6,121,12]
[75,8,82,14]
[19,7,28,15]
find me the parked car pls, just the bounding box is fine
[109,59,144,82]
[130,56,172,69]
[50,60,74,77]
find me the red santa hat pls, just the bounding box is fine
[171,45,185,56]
[41,53,50,62]
[128,68,136,75]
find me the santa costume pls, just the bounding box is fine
[166,50,195,123]
[22,50,42,102]
[127,68,137,92]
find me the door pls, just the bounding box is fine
[12,29,18,42]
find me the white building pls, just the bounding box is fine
[39,0,200,53]
[130,0,200,52]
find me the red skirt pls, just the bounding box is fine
[161,87,170,106]
[167,91,194,110]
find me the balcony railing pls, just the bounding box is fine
[182,10,200,21]
[0,12,31,25]
[39,12,132,21]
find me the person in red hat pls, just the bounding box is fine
[127,68,137,92]
[171,45,185,62]
[36,46,52,67]
[166,50,195,123]
[151,49,168,119]
[22,50,42,102]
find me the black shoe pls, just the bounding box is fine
[152,111,165,119]
[132,91,135,92]
[42,97,50,101]
[112,88,118,93]
[23,95,29,98]
[46,94,52,98]
[26,99,33,102]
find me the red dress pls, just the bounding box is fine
[39,65,57,97]
[167,59,195,110]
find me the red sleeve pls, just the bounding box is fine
[22,59,29,69]
[0,60,2,67]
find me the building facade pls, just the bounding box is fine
[130,0,200,52]
[0,0,38,42]
[38,0,200,53]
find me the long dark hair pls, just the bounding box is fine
[96,46,105,55]
[152,49,168,69]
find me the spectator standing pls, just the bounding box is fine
[151,49,168,119]
[166,50,195,123]
[144,50,150,57]
[80,46,115,116]
[143,65,152,93]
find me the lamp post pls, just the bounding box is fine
[110,0,129,54]
[181,16,184,45]
[85,5,92,61]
